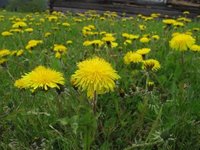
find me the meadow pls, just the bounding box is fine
[0,10,200,149]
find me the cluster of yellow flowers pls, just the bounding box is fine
[15,57,120,99]
[124,48,161,71]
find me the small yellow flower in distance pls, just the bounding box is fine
[53,44,67,52]
[53,44,67,58]
[16,50,24,56]
[100,31,106,35]
[124,51,143,65]
[25,28,33,33]
[48,15,58,22]
[111,42,118,48]
[91,40,104,48]
[44,32,51,37]
[71,57,120,99]
[177,17,191,23]
[83,41,93,46]
[136,48,151,55]
[12,21,27,28]
[0,49,11,57]
[66,40,73,45]
[14,66,65,91]
[62,22,70,27]
[183,11,190,15]
[140,37,150,43]
[139,25,146,31]
[173,22,184,27]
[10,29,22,33]
[25,40,43,50]
[151,35,160,40]
[190,45,200,52]
[122,33,139,40]
[162,19,176,25]
[169,34,196,51]
[102,36,116,43]
[2,31,13,36]
[142,59,161,71]
[124,39,132,45]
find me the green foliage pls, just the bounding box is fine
[7,0,48,12]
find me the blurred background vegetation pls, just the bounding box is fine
[0,0,48,12]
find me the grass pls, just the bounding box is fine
[0,10,200,150]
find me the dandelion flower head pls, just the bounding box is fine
[169,33,195,51]
[14,66,65,91]
[71,57,120,99]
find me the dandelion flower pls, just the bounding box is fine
[162,19,176,25]
[25,40,43,50]
[2,31,13,36]
[71,57,120,99]
[190,44,200,52]
[142,59,161,71]
[12,21,27,28]
[136,48,151,55]
[140,37,150,43]
[0,49,11,57]
[169,34,195,51]
[14,66,65,91]
[124,51,143,64]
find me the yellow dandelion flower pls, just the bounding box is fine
[0,49,11,57]
[10,29,22,33]
[169,34,196,51]
[24,28,33,33]
[66,40,73,45]
[71,57,120,99]
[2,31,13,36]
[190,45,200,52]
[183,11,190,15]
[53,44,67,52]
[44,32,51,37]
[140,37,150,43]
[14,66,65,91]
[16,50,24,56]
[162,19,176,25]
[12,21,27,28]
[83,41,93,46]
[124,51,143,65]
[62,22,70,27]
[173,21,184,27]
[136,48,151,55]
[111,42,118,48]
[102,36,116,42]
[139,25,146,31]
[151,35,160,40]
[142,59,161,71]
[53,44,67,58]
[124,39,132,45]
[25,40,43,50]
[48,15,58,22]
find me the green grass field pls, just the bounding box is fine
[0,10,200,149]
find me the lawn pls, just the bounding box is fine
[0,10,200,149]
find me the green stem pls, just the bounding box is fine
[92,91,97,115]
[56,95,63,117]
